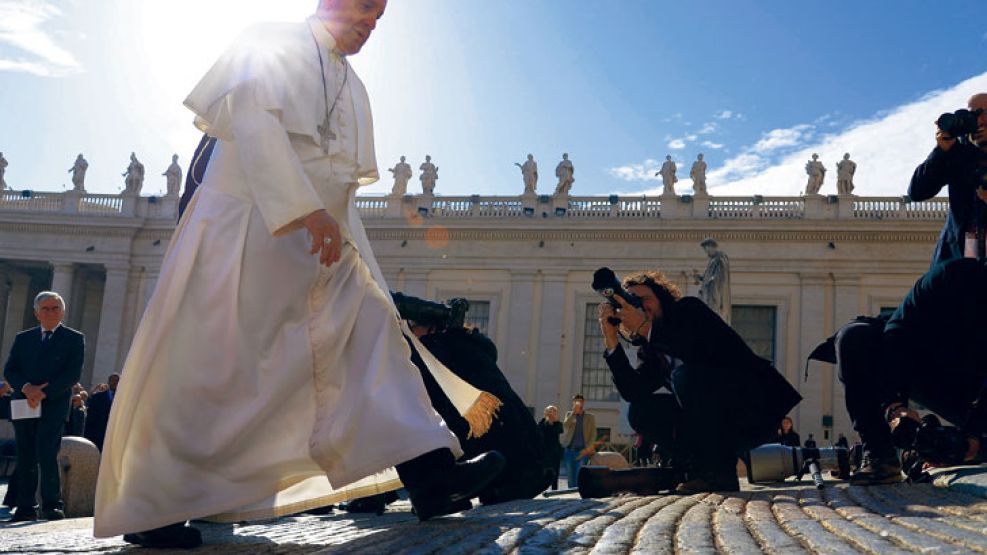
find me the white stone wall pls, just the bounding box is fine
[0,191,946,445]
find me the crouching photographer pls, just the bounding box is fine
[836,257,987,485]
[910,93,987,265]
[394,293,554,505]
[596,269,801,493]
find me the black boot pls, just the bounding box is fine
[578,466,685,498]
[396,448,505,521]
[122,522,203,549]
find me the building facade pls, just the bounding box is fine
[0,188,946,445]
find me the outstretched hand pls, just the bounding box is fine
[302,209,342,267]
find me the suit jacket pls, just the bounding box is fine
[85,390,114,449]
[3,325,85,422]
[605,296,801,449]
[909,142,987,266]
[560,410,597,449]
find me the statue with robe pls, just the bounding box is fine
[656,155,677,195]
[693,238,732,324]
[388,155,413,196]
[690,153,707,196]
[68,154,89,192]
[163,154,182,197]
[554,153,574,195]
[836,152,856,195]
[419,155,438,195]
[515,154,538,194]
[804,153,826,195]
[122,152,145,195]
[0,152,8,190]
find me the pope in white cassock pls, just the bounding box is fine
[94,0,504,548]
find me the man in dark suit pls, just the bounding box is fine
[3,291,85,522]
[84,373,118,450]
[599,270,801,493]
[837,257,987,484]
[909,93,987,266]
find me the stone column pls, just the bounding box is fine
[831,275,861,441]
[0,270,10,351]
[49,262,76,302]
[797,273,831,441]
[92,264,131,384]
[502,271,537,400]
[533,270,568,413]
[1,271,30,357]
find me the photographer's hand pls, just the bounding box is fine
[597,302,620,351]
[935,125,956,152]
[613,295,649,339]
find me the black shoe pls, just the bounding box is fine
[123,522,203,549]
[7,507,38,522]
[850,453,902,486]
[40,508,65,521]
[405,451,506,521]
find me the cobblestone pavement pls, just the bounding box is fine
[6,481,987,554]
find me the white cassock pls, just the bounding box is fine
[94,17,499,538]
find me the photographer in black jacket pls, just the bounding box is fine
[598,270,801,493]
[837,257,987,485]
[910,93,987,265]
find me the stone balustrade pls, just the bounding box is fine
[0,190,179,219]
[355,193,949,221]
[0,189,949,221]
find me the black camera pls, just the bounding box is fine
[891,413,970,467]
[592,267,644,325]
[391,292,468,332]
[936,108,983,137]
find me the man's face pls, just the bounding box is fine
[319,0,386,55]
[627,284,664,321]
[572,398,584,414]
[108,374,120,391]
[703,244,715,257]
[34,298,64,330]
[968,94,987,147]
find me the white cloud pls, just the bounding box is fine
[0,0,81,76]
[752,124,813,154]
[701,140,724,149]
[667,139,686,150]
[608,158,661,182]
[697,122,717,135]
[706,71,987,196]
[716,110,733,119]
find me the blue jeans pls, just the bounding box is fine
[563,447,586,488]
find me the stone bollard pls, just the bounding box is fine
[57,436,100,518]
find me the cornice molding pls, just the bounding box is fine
[365,228,939,244]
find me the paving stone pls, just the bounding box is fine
[8,478,987,553]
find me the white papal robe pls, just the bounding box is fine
[94,17,493,537]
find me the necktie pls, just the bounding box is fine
[42,330,52,343]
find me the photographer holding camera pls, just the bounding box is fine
[836,257,987,485]
[910,94,987,265]
[597,269,801,493]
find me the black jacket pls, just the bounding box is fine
[909,141,987,265]
[3,325,85,422]
[84,390,114,450]
[413,327,551,502]
[605,297,802,449]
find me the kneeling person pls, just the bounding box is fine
[837,257,987,485]
[599,270,801,493]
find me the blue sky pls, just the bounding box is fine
[1,0,986,198]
